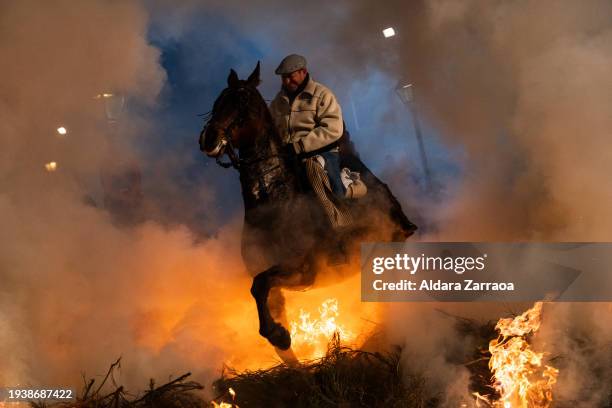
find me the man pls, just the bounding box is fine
[269,54,417,239]
[269,54,346,200]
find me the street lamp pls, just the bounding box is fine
[94,93,126,126]
[395,83,433,194]
[94,92,143,225]
[382,27,396,38]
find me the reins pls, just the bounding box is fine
[199,119,242,169]
[202,86,281,172]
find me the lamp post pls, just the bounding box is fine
[396,83,433,194]
[95,92,143,225]
[95,92,126,131]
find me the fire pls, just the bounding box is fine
[289,298,354,360]
[211,387,237,408]
[211,400,235,408]
[482,302,558,407]
[56,126,67,135]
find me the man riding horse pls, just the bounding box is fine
[270,54,345,200]
[199,60,417,353]
[270,54,364,265]
[270,54,417,240]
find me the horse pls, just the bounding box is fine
[199,62,416,354]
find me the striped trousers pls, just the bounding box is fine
[303,156,354,229]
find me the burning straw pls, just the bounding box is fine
[458,302,559,408]
[212,333,432,407]
[485,302,558,407]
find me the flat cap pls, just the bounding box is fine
[274,54,307,75]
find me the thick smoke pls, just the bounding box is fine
[336,0,612,241]
[1,0,611,405]
[0,0,278,395]
[332,1,612,403]
[158,0,612,241]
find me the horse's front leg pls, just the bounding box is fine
[250,263,313,350]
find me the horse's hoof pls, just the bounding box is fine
[265,322,291,350]
[275,347,300,367]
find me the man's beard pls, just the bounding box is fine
[283,84,298,93]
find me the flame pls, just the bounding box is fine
[45,161,58,172]
[289,298,354,360]
[484,302,558,407]
[472,392,492,407]
[211,402,234,408]
[56,126,67,135]
[211,387,238,408]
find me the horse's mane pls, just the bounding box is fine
[248,84,282,145]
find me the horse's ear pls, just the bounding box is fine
[227,69,239,87]
[246,61,261,87]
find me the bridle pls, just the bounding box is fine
[201,86,253,170]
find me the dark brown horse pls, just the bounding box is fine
[199,62,416,353]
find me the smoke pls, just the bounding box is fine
[537,302,612,406]
[2,0,611,405]
[147,0,612,241]
[323,0,612,403]
[0,0,280,395]
[376,1,612,403]
[384,303,476,405]
[336,0,612,241]
[0,196,273,390]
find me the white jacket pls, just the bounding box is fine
[269,77,343,154]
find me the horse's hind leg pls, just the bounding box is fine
[250,263,313,350]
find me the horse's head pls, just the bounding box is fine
[199,62,268,166]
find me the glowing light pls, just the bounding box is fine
[56,126,67,135]
[211,402,232,408]
[45,161,58,172]
[93,93,114,99]
[484,302,559,407]
[290,298,354,359]
[382,27,396,38]
[211,387,237,408]
[472,392,491,407]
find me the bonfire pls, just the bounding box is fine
[475,302,558,407]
